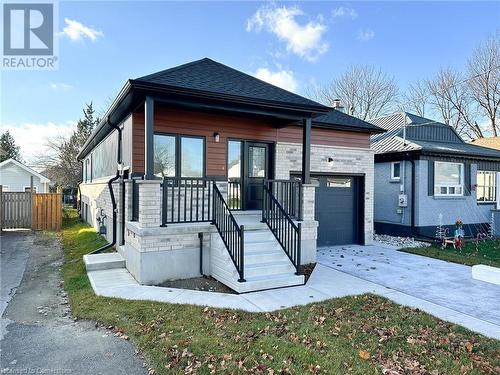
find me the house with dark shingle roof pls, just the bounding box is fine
[78,58,384,293]
[369,111,500,239]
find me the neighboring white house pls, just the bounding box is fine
[0,158,50,193]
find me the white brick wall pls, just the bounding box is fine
[275,142,374,245]
[80,179,122,244]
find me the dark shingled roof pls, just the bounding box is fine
[369,112,500,160]
[313,109,385,133]
[135,58,327,110]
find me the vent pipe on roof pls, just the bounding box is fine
[332,98,345,113]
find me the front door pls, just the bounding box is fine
[244,142,270,210]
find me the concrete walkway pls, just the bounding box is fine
[88,248,500,339]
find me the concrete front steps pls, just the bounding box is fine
[83,252,126,272]
[211,212,305,293]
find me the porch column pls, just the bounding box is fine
[299,184,318,264]
[136,180,162,227]
[496,172,500,211]
[301,117,312,184]
[144,96,155,179]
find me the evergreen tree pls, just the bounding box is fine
[0,130,22,162]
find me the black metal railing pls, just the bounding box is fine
[212,183,245,282]
[227,178,242,210]
[161,177,214,225]
[264,179,302,220]
[262,185,301,274]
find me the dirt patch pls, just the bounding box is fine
[301,262,316,283]
[159,276,236,294]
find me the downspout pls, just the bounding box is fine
[78,160,83,218]
[89,116,123,254]
[409,159,416,232]
[198,232,204,276]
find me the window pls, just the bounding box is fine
[24,186,37,193]
[248,146,266,178]
[477,171,496,202]
[181,137,204,177]
[154,134,205,178]
[434,162,463,196]
[154,134,176,177]
[391,162,401,180]
[2,186,9,192]
[227,141,242,179]
[327,177,352,188]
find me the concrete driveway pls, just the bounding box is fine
[0,230,148,375]
[318,243,500,326]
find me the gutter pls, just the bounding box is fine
[89,116,123,255]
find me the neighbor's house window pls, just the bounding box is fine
[24,186,37,193]
[154,134,205,178]
[477,171,496,202]
[434,162,464,196]
[391,162,401,180]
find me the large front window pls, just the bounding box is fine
[154,134,204,178]
[434,162,463,196]
[154,134,176,177]
[477,171,496,202]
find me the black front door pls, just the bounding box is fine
[244,142,270,210]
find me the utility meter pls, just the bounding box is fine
[398,194,408,207]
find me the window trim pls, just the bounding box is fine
[434,161,464,197]
[390,161,401,181]
[153,132,206,178]
[476,170,497,203]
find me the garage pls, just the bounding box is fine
[312,175,364,246]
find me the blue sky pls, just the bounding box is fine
[1,1,499,162]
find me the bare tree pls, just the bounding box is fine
[41,103,99,193]
[427,68,483,139]
[312,65,399,120]
[400,79,429,117]
[467,33,500,136]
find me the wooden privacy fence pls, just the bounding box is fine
[32,193,62,231]
[1,192,32,229]
[0,189,62,231]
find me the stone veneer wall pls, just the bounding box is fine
[275,142,374,245]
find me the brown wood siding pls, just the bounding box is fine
[132,107,370,177]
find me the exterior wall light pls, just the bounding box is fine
[327,157,334,165]
[213,132,220,143]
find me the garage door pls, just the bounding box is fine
[313,175,361,246]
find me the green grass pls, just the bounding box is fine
[401,240,500,268]
[61,209,500,374]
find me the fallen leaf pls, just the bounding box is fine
[359,350,370,360]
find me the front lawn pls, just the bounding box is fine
[62,209,500,374]
[401,239,500,268]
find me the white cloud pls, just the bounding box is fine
[60,18,103,42]
[49,83,72,90]
[247,5,328,62]
[254,67,298,92]
[332,7,358,20]
[357,28,375,41]
[0,121,76,163]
